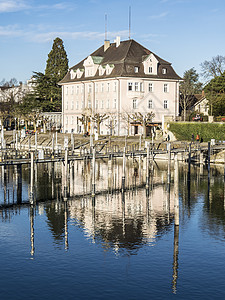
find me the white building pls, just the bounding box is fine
[60,38,181,135]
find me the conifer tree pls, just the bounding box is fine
[45,37,68,82]
[33,37,68,112]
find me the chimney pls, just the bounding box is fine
[104,40,110,52]
[115,36,120,47]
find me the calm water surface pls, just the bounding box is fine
[0,159,225,299]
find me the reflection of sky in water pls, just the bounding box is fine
[0,161,225,298]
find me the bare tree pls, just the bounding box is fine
[130,112,155,138]
[121,112,131,136]
[105,113,117,136]
[200,55,225,80]
[91,113,108,135]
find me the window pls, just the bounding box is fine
[65,101,68,110]
[134,82,139,91]
[106,99,110,109]
[88,84,92,93]
[162,68,167,74]
[113,99,117,109]
[140,82,143,92]
[81,100,84,108]
[65,116,68,125]
[149,67,153,73]
[76,101,79,110]
[71,116,74,125]
[149,83,153,92]
[114,82,117,92]
[134,66,139,73]
[164,100,168,109]
[71,86,74,95]
[95,99,98,109]
[128,82,133,91]
[133,99,137,109]
[148,99,153,109]
[76,86,79,94]
[101,83,104,92]
[88,100,91,108]
[71,100,74,110]
[107,83,110,92]
[164,83,168,93]
[101,100,104,109]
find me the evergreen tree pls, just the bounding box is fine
[204,72,225,116]
[45,37,68,82]
[33,37,68,112]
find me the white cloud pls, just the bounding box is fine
[0,1,75,13]
[0,25,24,36]
[32,30,129,43]
[149,12,169,19]
[0,24,129,43]
[0,0,29,13]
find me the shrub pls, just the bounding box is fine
[169,122,225,142]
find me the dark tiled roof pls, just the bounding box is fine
[59,39,181,84]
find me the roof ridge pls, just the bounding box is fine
[122,39,133,62]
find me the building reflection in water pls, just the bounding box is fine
[3,158,225,293]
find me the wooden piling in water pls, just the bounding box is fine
[92,148,96,197]
[51,134,55,157]
[146,146,150,190]
[30,152,34,203]
[174,158,179,226]
[167,142,171,184]
[122,148,126,192]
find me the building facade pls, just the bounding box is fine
[60,38,181,135]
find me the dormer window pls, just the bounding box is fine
[134,66,139,73]
[162,68,167,74]
[149,67,153,73]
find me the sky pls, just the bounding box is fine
[0,0,225,84]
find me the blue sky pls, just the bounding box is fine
[0,0,225,83]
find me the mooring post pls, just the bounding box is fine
[146,145,150,190]
[208,141,211,172]
[17,164,22,204]
[71,132,74,153]
[188,143,191,183]
[30,151,34,203]
[52,133,55,158]
[92,147,96,197]
[167,142,171,184]
[55,131,58,150]
[122,147,126,192]
[1,125,4,150]
[35,131,37,152]
[64,148,68,198]
[174,157,179,226]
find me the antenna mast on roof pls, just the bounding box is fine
[105,14,107,41]
[129,6,131,40]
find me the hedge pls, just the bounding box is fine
[169,122,225,142]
